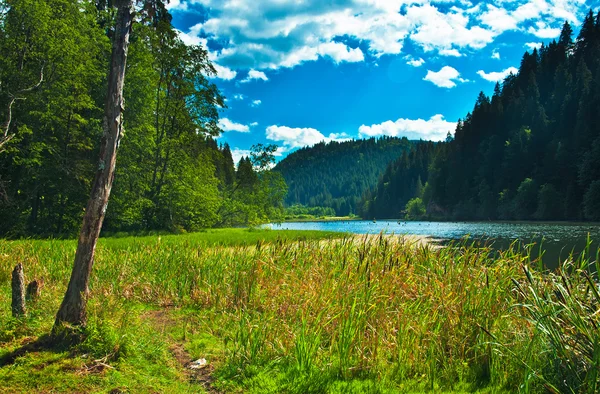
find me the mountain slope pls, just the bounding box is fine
[274,136,412,216]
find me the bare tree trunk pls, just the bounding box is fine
[11,264,26,317]
[53,0,134,330]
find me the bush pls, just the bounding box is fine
[535,183,563,220]
[583,181,600,221]
[405,197,426,220]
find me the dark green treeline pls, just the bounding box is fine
[0,0,285,237]
[363,12,600,221]
[274,137,412,216]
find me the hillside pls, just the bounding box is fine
[363,14,600,221]
[274,136,413,216]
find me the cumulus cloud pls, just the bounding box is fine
[250,122,259,127]
[318,42,365,63]
[242,69,269,83]
[528,25,561,38]
[358,114,456,141]
[478,4,518,33]
[266,125,350,149]
[408,4,495,53]
[170,0,591,72]
[491,49,500,59]
[477,66,519,82]
[233,94,245,101]
[439,48,462,57]
[213,64,237,81]
[525,42,543,50]
[423,66,467,88]
[406,57,425,67]
[218,118,250,133]
[250,100,262,107]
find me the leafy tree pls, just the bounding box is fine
[535,184,563,220]
[583,181,600,221]
[405,198,426,220]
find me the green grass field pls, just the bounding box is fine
[0,229,599,393]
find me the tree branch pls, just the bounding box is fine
[0,64,44,153]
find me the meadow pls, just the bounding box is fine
[0,229,599,393]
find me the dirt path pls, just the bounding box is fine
[143,310,220,394]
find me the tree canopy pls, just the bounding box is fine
[274,136,413,216]
[0,0,286,238]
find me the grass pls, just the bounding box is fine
[0,229,598,393]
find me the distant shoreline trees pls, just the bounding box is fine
[275,136,413,217]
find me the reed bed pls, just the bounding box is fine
[0,230,598,393]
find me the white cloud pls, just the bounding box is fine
[477,66,519,82]
[177,30,208,47]
[491,49,500,59]
[478,4,518,33]
[358,114,456,141]
[407,4,495,53]
[242,69,269,83]
[250,99,262,107]
[423,66,466,88]
[250,122,259,127]
[266,125,350,149]
[233,94,245,101]
[528,25,561,38]
[318,42,364,63]
[230,148,252,164]
[213,63,237,81]
[406,57,425,67]
[173,0,591,71]
[525,42,543,50]
[218,118,250,133]
[439,48,462,57]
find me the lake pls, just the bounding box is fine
[269,220,600,269]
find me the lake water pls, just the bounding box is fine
[270,220,600,269]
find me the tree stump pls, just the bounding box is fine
[11,264,26,317]
[26,280,42,301]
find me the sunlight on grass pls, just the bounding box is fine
[0,230,598,393]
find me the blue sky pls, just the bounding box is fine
[167,0,598,162]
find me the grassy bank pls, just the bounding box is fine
[0,230,599,393]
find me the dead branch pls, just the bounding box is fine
[0,64,45,153]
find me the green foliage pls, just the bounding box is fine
[405,197,426,220]
[361,141,437,219]
[0,1,286,237]
[535,183,563,220]
[513,255,600,392]
[514,178,538,219]
[216,145,288,227]
[284,204,337,219]
[275,136,413,217]
[583,180,600,221]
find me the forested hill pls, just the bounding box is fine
[363,13,600,221]
[274,137,413,216]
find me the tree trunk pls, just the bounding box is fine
[53,0,134,330]
[11,263,26,317]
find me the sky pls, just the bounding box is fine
[167,0,599,163]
